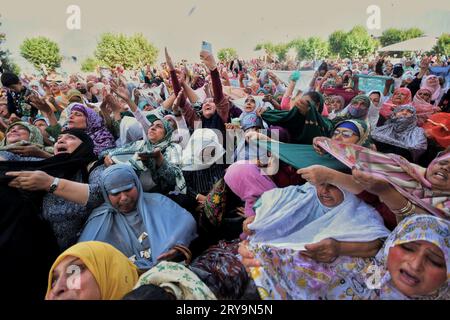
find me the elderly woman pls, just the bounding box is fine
[412,88,441,126]
[78,165,197,271]
[0,121,50,160]
[226,118,372,220]
[104,114,186,194]
[46,241,139,300]
[379,87,413,124]
[311,138,450,222]
[331,95,372,125]
[29,96,116,156]
[421,75,445,105]
[240,214,449,300]
[4,129,105,250]
[371,105,427,163]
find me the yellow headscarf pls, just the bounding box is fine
[46,241,139,300]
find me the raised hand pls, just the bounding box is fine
[110,80,130,102]
[165,47,175,71]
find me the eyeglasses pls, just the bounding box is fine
[332,129,355,139]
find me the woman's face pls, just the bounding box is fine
[330,98,344,112]
[6,124,30,144]
[34,120,49,137]
[202,98,217,119]
[244,97,257,113]
[59,84,70,94]
[147,120,166,143]
[395,109,414,118]
[54,133,83,155]
[50,83,60,95]
[331,127,359,144]
[426,76,439,87]
[417,90,432,103]
[316,184,344,207]
[369,93,381,106]
[385,63,393,72]
[68,110,87,130]
[392,91,407,105]
[108,186,139,214]
[46,256,101,300]
[426,157,450,191]
[387,240,447,297]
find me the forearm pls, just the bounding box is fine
[328,169,364,194]
[284,80,296,98]
[132,108,151,133]
[338,239,383,258]
[210,68,224,104]
[378,186,429,218]
[162,94,176,110]
[53,179,90,205]
[181,82,199,104]
[44,111,59,127]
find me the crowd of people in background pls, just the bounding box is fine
[0,44,449,300]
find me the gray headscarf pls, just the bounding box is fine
[371,105,428,160]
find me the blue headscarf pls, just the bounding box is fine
[78,164,197,269]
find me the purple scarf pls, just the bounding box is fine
[70,104,115,156]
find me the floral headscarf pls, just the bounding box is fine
[249,214,449,300]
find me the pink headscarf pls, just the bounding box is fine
[380,87,412,119]
[224,161,276,217]
[421,75,442,103]
[412,88,441,126]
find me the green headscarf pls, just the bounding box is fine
[261,100,332,145]
[0,121,44,149]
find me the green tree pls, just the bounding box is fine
[341,26,378,59]
[0,15,19,74]
[295,37,329,60]
[255,42,277,58]
[20,37,62,71]
[94,33,158,69]
[380,28,424,47]
[328,30,347,57]
[380,28,405,47]
[273,43,290,61]
[81,57,100,72]
[217,48,238,62]
[433,33,450,56]
[404,28,425,40]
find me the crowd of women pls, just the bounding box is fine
[0,45,449,300]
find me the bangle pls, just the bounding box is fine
[392,200,415,217]
[173,245,192,264]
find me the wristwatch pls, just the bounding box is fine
[48,177,60,194]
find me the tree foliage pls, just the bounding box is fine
[288,37,329,60]
[379,28,425,47]
[94,33,158,69]
[80,57,100,72]
[328,31,347,57]
[255,42,291,61]
[433,33,450,56]
[20,37,62,71]
[0,15,20,74]
[217,48,238,61]
[340,26,378,59]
